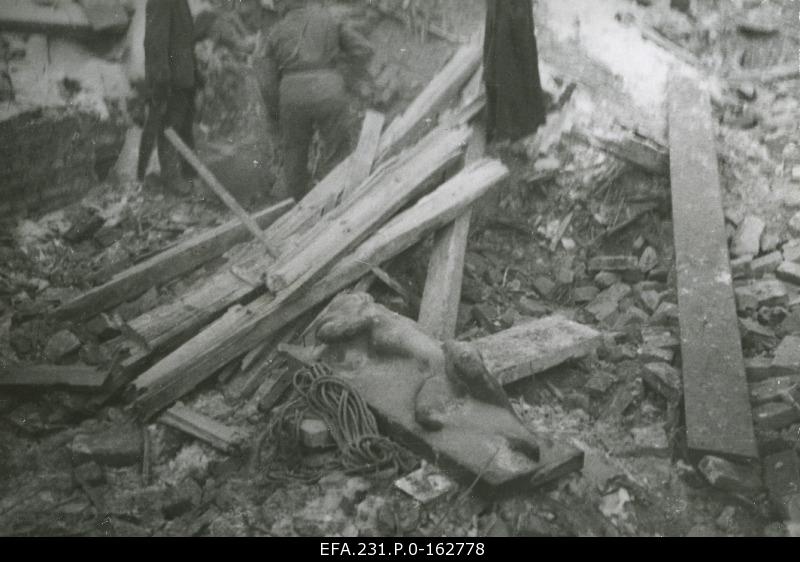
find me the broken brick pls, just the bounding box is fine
[777,262,800,286]
[516,297,550,318]
[745,356,778,381]
[783,242,800,265]
[772,336,800,375]
[573,286,599,304]
[44,330,81,363]
[732,216,765,258]
[584,371,618,396]
[301,418,333,449]
[731,255,754,279]
[641,327,680,350]
[651,301,679,325]
[763,450,800,521]
[73,461,106,486]
[594,271,621,288]
[639,247,659,273]
[69,423,143,467]
[642,362,682,402]
[698,456,763,494]
[586,283,632,322]
[639,290,662,313]
[753,402,800,430]
[631,424,670,457]
[637,345,674,364]
[751,252,783,277]
[532,277,556,299]
[588,256,639,274]
[162,478,203,520]
[735,280,788,311]
[750,377,800,405]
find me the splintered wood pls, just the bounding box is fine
[132,159,510,419]
[668,73,757,459]
[473,316,603,386]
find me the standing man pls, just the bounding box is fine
[483,0,546,143]
[258,0,373,201]
[138,0,198,195]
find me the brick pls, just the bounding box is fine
[639,290,662,313]
[70,423,143,467]
[749,376,800,405]
[732,216,765,258]
[573,286,599,304]
[162,478,203,520]
[745,356,781,382]
[641,327,680,350]
[44,330,81,363]
[763,450,800,521]
[642,362,682,402]
[751,252,784,277]
[753,402,800,430]
[639,247,659,273]
[588,255,639,274]
[532,277,556,299]
[790,212,800,236]
[772,336,800,374]
[638,345,674,364]
[778,262,800,286]
[651,301,679,325]
[394,464,456,504]
[584,371,618,396]
[594,271,621,288]
[783,242,800,264]
[735,280,789,311]
[762,232,781,254]
[300,418,333,449]
[698,456,763,494]
[586,283,632,322]
[631,424,670,457]
[612,306,649,330]
[739,317,775,340]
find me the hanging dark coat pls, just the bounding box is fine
[483,0,546,142]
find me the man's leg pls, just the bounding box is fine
[315,95,352,181]
[176,88,197,180]
[280,99,314,202]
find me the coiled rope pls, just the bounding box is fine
[252,362,415,482]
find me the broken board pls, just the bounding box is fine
[667,73,757,459]
[0,363,108,389]
[473,316,603,386]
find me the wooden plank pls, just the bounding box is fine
[472,316,603,386]
[159,403,249,453]
[0,363,108,389]
[265,126,471,293]
[77,0,129,33]
[164,129,280,259]
[377,41,482,160]
[0,0,92,35]
[54,199,293,323]
[132,159,510,419]
[668,73,757,459]
[418,127,486,339]
[344,110,385,203]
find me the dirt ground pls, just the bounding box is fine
[1,0,799,537]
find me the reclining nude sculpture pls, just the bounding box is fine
[312,292,542,478]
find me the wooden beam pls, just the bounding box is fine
[159,403,249,453]
[473,316,602,386]
[54,199,293,323]
[265,126,472,293]
[730,63,799,84]
[0,363,108,389]
[668,73,757,460]
[419,127,486,340]
[344,111,385,203]
[132,159,510,419]
[377,41,482,160]
[164,128,280,259]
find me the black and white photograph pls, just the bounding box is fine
[0,0,799,540]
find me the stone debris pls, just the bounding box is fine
[44,330,81,363]
[731,216,765,258]
[698,456,763,494]
[642,362,682,402]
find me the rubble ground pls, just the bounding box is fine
[1,0,800,537]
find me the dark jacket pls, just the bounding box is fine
[144,0,197,93]
[483,0,546,142]
[258,4,372,114]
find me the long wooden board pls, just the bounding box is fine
[418,127,486,339]
[668,73,757,459]
[132,159,510,419]
[0,364,108,389]
[54,199,293,323]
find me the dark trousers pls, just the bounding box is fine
[138,87,196,186]
[278,70,351,201]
